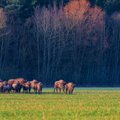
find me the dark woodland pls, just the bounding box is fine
[0,0,120,86]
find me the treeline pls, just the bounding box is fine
[0,0,120,23]
[0,0,120,86]
[0,0,69,20]
[1,0,120,17]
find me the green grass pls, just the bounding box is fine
[0,88,120,120]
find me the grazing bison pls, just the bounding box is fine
[65,82,75,94]
[23,82,31,93]
[34,82,42,94]
[54,80,66,93]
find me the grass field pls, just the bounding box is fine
[0,88,120,120]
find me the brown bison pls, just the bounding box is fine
[34,82,42,94]
[65,82,75,94]
[14,78,26,85]
[54,80,66,93]
[12,81,22,93]
[30,80,38,93]
[8,78,25,93]
[3,81,12,93]
[8,78,26,85]
[8,79,15,85]
[12,83,18,93]
[23,82,31,93]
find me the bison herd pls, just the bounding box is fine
[0,78,75,94]
[54,80,75,94]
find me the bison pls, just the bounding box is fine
[30,80,38,93]
[3,81,12,93]
[12,82,22,93]
[14,78,26,85]
[34,82,43,94]
[8,78,26,85]
[22,82,31,93]
[54,80,66,93]
[8,79,15,85]
[65,82,75,94]
[8,78,26,93]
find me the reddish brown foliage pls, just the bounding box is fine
[0,8,6,29]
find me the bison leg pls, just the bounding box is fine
[40,88,42,94]
[71,89,74,94]
[66,89,67,94]
[38,90,41,94]
[63,88,65,93]
[54,88,56,93]
[59,88,61,93]
[56,88,58,93]
[28,88,31,94]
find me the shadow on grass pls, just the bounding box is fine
[0,91,68,95]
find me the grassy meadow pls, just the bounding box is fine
[0,88,120,120]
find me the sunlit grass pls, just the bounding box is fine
[0,88,120,120]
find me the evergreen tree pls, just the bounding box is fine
[89,0,120,14]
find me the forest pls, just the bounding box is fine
[0,0,120,86]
